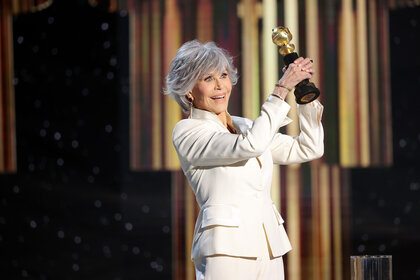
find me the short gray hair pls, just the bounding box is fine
[164,40,238,113]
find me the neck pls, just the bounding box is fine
[217,111,228,127]
[218,111,236,133]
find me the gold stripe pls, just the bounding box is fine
[284,1,300,278]
[109,0,118,12]
[305,0,320,87]
[6,6,16,172]
[286,164,301,280]
[368,0,380,165]
[11,0,19,14]
[338,0,357,166]
[238,0,261,119]
[163,0,182,170]
[129,7,140,170]
[284,0,299,53]
[284,0,299,137]
[262,0,278,98]
[356,0,370,166]
[151,0,162,169]
[332,165,343,280]
[0,1,17,172]
[380,6,393,165]
[261,0,281,207]
[164,99,182,170]
[141,1,150,166]
[0,3,5,172]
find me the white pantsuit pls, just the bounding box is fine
[194,222,284,280]
[172,95,324,279]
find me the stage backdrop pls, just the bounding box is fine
[122,1,395,280]
[1,0,419,280]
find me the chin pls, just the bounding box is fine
[213,106,228,115]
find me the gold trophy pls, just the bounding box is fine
[272,26,320,104]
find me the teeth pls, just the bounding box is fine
[212,95,225,99]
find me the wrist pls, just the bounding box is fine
[275,82,293,91]
[272,83,290,100]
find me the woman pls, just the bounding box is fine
[165,40,324,279]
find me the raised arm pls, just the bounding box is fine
[269,100,324,164]
[173,55,316,168]
[173,96,290,167]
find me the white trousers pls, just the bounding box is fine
[193,225,285,280]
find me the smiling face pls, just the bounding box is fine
[188,70,232,115]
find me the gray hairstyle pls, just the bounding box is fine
[164,40,238,113]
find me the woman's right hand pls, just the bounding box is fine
[278,57,314,89]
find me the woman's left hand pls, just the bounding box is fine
[282,57,315,75]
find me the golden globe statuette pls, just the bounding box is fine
[272,26,320,104]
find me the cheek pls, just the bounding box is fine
[199,86,214,101]
[193,84,211,101]
[226,78,232,90]
[226,81,232,94]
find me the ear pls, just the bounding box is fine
[186,92,194,102]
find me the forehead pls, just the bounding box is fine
[202,68,227,75]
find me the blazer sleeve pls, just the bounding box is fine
[269,99,324,164]
[173,95,291,167]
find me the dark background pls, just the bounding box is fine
[350,5,420,279]
[0,1,419,279]
[0,2,171,279]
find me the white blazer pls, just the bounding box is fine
[172,95,324,260]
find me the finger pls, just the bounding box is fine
[302,66,314,73]
[282,66,287,73]
[303,57,312,64]
[304,72,313,80]
[299,70,312,80]
[286,63,298,72]
[293,57,305,65]
[301,58,313,68]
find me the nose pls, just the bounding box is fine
[214,77,222,90]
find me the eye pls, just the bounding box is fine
[204,76,213,82]
[221,73,228,79]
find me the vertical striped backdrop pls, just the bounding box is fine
[1,0,418,279]
[123,1,395,279]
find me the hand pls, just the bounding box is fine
[279,57,314,88]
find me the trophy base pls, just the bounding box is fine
[294,81,320,104]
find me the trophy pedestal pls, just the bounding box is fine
[294,81,320,104]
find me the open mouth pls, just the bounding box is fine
[211,94,226,101]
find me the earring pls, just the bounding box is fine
[189,101,193,118]
[187,93,193,118]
